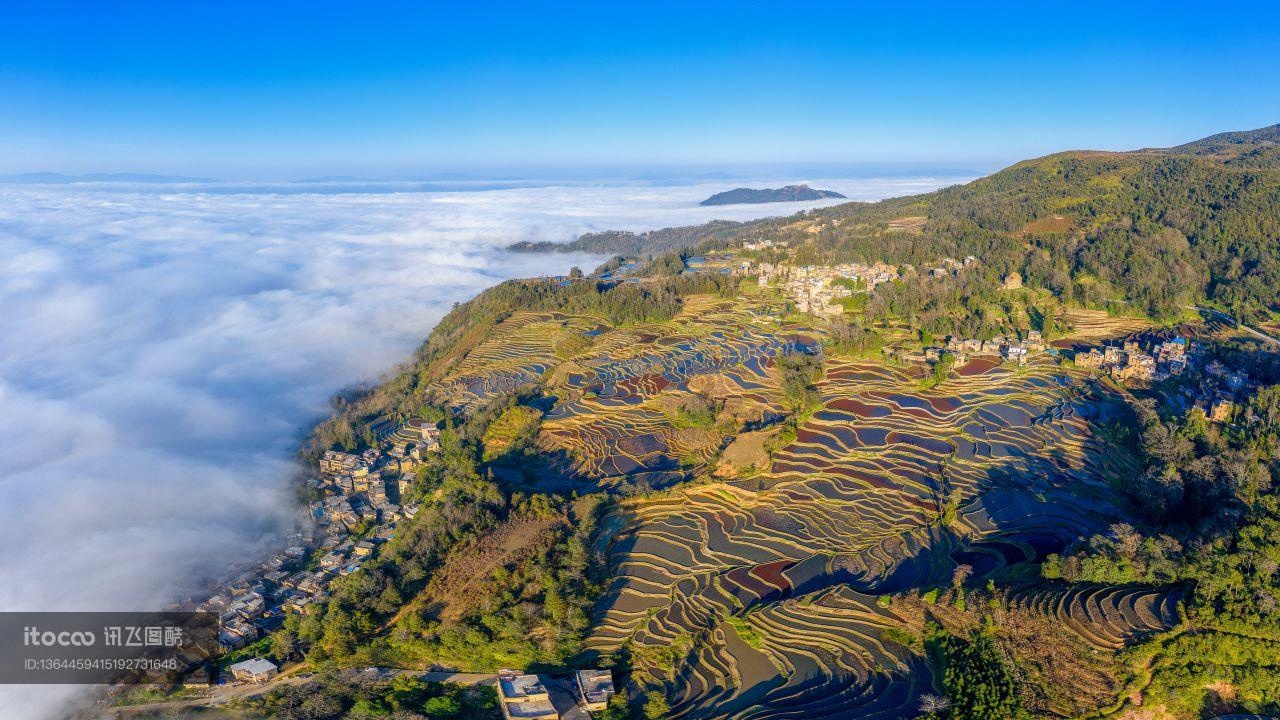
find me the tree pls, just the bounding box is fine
[1038,306,1056,340]
[777,350,823,413]
[269,627,298,663]
[644,690,670,719]
[919,693,952,713]
[935,632,1029,719]
[423,695,461,718]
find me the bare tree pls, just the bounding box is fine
[918,693,952,713]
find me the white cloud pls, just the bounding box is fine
[0,176,961,717]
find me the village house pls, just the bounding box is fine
[318,551,345,570]
[297,572,328,595]
[1210,397,1236,423]
[404,418,442,448]
[946,336,984,354]
[576,669,615,713]
[497,671,559,720]
[1002,344,1028,364]
[218,620,257,651]
[225,591,266,622]
[227,657,278,684]
[1103,345,1124,366]
[320,450,361,476]
[1111,351,1156,381]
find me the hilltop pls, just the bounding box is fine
[1160,122,1280,156]
[698,183,846,206]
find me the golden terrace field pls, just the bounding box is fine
[413,290,1182,719]
[583,356,1183,719]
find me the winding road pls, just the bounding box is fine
[1192,305,1280,347]
[103,667,496,717]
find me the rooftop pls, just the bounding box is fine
[577,668,614,702]
[502,698,558,719]
[227,658,277,675]
[499,674,546,700]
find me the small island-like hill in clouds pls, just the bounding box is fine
[699,183,846,205]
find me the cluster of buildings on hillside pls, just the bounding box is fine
[925,255,980,279]
[746,260,900,317]
[1074,337,1189,382]
[934,330,1049,365]
[740,238,788,252]
[184,416,626,706]
[193,418,444,678]
[497,669,616,719]
[739,247,979,319]
[1073,336,1258,423]
[1196,358,1255,423]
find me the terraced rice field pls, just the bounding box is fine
[430,310,602,410]
[1004,582,1182,650]
[439,296,811,486]
[546,299,808,484]
[588,354,1165,718]
[416,294,1181,717]
[1059,308,1153,343]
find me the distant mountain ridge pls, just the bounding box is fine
[0,172,218,184]
[699,184,846,206]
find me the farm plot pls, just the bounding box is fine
[590,355,1146,718]
[1004,582,1183,650]
[429,311,602,410]
[654,586,928,720]
[535,298,801,484]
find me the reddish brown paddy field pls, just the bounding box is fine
[957,356,1000,376]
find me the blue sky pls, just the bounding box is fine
[2,1,1278,178]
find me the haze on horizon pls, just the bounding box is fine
[2,1,1278,179]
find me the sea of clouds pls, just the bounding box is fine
[0,175,961,717]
